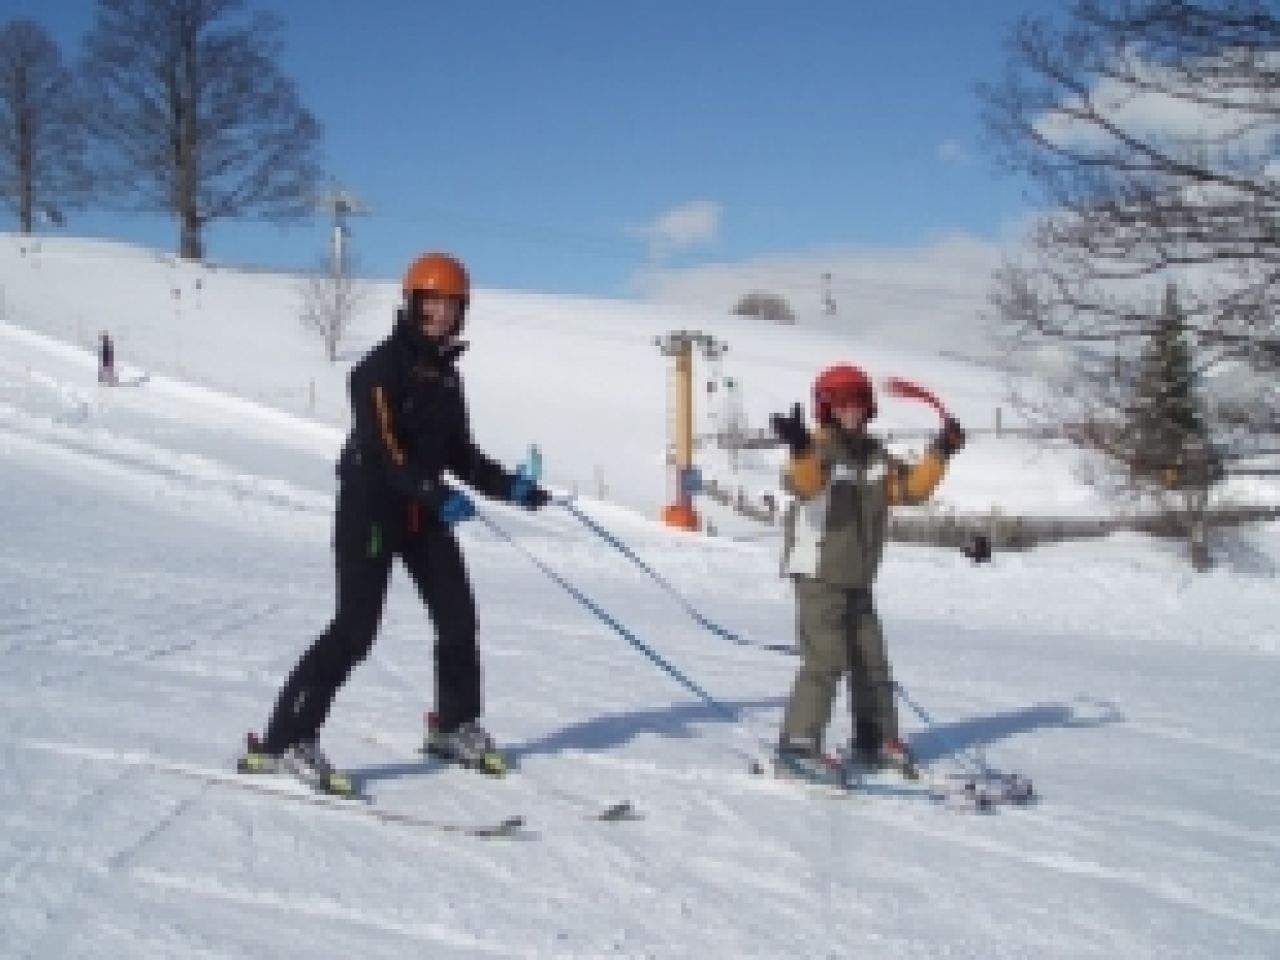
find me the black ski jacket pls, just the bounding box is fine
[334,322,512,549]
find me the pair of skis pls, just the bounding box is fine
[754,752,1035,814]
[233,728,641,840]
[20,738,527,840]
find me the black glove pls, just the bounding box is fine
[770,403,812,456]
[933,416,966,457]
[509,474,551,510]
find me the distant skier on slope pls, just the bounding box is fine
[98,331,117,385]
[769,364,965,782]
[241,252,550,793]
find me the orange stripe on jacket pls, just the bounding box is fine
[373,386,405,466]
[785,441,946,505]
[886,450,946,506]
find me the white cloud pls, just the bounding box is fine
[1034,49,1277,153]
[938,139,971,164]
[631,200,723,262]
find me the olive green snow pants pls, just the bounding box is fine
[779,578,898,749]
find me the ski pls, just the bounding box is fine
[925,770,1036,811]
[362,728,642,824]
[21,739,529,840]
[222,764,528,838]
[748,755,1033,813]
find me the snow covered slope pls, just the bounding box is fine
[2,237,1278,958]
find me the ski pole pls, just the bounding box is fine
[893,682,994,778]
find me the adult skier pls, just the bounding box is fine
[769,364,965,781]
[241,252,550,793]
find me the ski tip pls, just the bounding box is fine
[479,816,527,838]
[598,802,642,822]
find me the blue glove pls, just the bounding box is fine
[509,474,551,510]
[438,489,476,525]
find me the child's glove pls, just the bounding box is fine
[770,403,812,456]
[933,416,966,457]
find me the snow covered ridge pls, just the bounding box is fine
[2,233,1279,958]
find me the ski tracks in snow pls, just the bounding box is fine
[547,748,1280,941]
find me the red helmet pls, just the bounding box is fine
[813,364,876,423]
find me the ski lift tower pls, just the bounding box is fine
[654,330,728,531]
[313,183,369,280]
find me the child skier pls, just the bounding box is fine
[770,363,964,781]
[241,252,550,794]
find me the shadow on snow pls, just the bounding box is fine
[346,695,1122,786]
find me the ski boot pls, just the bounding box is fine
[424,714,508,777]
[238,732,355,797]
[769,737,849,788]
[847,738,921,780]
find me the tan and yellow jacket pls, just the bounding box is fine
[781,426,947,588]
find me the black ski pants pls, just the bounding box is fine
[263,526,480,753]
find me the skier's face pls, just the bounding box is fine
[832,401,869,432]
[416,294,464,341]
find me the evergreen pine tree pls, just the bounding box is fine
[1124,284,1219,489]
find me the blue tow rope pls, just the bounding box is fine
[559,501,747,647]
[476,510,739,725]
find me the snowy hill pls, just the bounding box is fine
[2,234,1278,958]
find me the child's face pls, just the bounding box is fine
[832,401,869,432]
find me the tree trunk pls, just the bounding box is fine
[18,103,33,233]
[179,212,203,260]
[1186,488,1212,572]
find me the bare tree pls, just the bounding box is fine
[299,260,367,363]
[81,0,322,260]
[983,1,1280,496]
[0,19,92,232]
[980,1,1279,425]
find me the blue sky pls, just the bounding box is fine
[10,0,1063,300]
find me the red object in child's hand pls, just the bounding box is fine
[884,377,950,419]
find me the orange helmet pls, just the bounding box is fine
[813,363,876,423]
[402,253,469,306]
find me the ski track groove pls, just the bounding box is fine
[560,750,1280,939]
[126,866,529,957]
[1042,795,1280,856]
[1119,718,1280,767]
[0,587,286,691]
[26,775,222,960]
[0,417,330,518]
[4,746,219,958]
